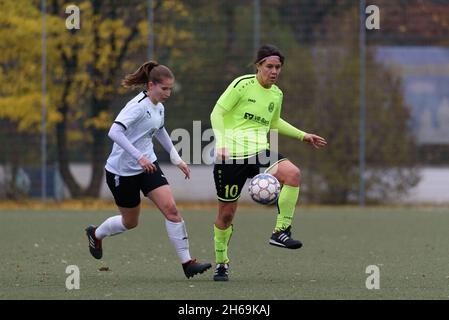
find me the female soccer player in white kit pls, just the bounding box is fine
[85,61,211,279]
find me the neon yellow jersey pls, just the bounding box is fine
[213,74,283,158]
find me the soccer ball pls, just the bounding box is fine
[248,173,281,205]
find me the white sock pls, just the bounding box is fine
[165,219,191,264]
[95,215,127,240]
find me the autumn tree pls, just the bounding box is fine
[0,0,193,198]
[279,6,420,203]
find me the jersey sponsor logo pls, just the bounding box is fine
[244,112,254,120]
[146,110,152,118]
[248,98,256,103]
[268,102,275,113]
[244,112,269,126]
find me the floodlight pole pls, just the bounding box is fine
[254,0,260,52]
[359,0,366,206]
[148,0,154,60]
[41,0,47,202]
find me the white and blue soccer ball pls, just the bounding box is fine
[248,173,281,205]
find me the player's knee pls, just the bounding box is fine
[286,166,300,186]
[295,167,301,182]
[162,202,179,220]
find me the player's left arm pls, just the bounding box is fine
[271,118,327,149]
[270,99,326,149]
[176,161,190,179]
[154,127,190,179]
[302,132,327,149]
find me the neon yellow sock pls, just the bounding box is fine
[275,185,299,231]
[214,224,233,264]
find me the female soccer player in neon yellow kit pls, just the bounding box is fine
[210,44,327,281]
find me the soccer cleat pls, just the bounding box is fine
[182,259,212,279]
[269,226,303,249]
[85,225,103,259]
[213,263,229,281]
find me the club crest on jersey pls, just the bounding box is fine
[268,102,274,113]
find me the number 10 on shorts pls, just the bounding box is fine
[224,185,239,198]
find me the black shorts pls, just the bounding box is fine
[105,161,169,208]
[213,150,287,202]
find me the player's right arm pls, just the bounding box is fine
[108,124,156,173]
[210,105,229,159]
[210,78,243,159]
[110,103,156,173]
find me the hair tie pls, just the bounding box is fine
[256,55,281,64]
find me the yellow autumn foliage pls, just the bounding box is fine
[0,0,192,135]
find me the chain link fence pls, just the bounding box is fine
[1,0,448,203]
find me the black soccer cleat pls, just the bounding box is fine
[269,226,303,249]
[182,259,212,279]
[213,263,229,281]
[85,225,103,259]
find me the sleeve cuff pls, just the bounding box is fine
[169,148,183,165]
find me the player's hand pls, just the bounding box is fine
[303,133,327,149]
[138,156,156,173]
[216,147,229,160]
[177,161,191,179]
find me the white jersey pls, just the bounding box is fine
[105,91,165,176]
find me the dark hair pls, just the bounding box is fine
[122,61,174,88]
[254,44,285,65]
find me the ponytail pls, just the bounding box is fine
[122,61,174,88]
